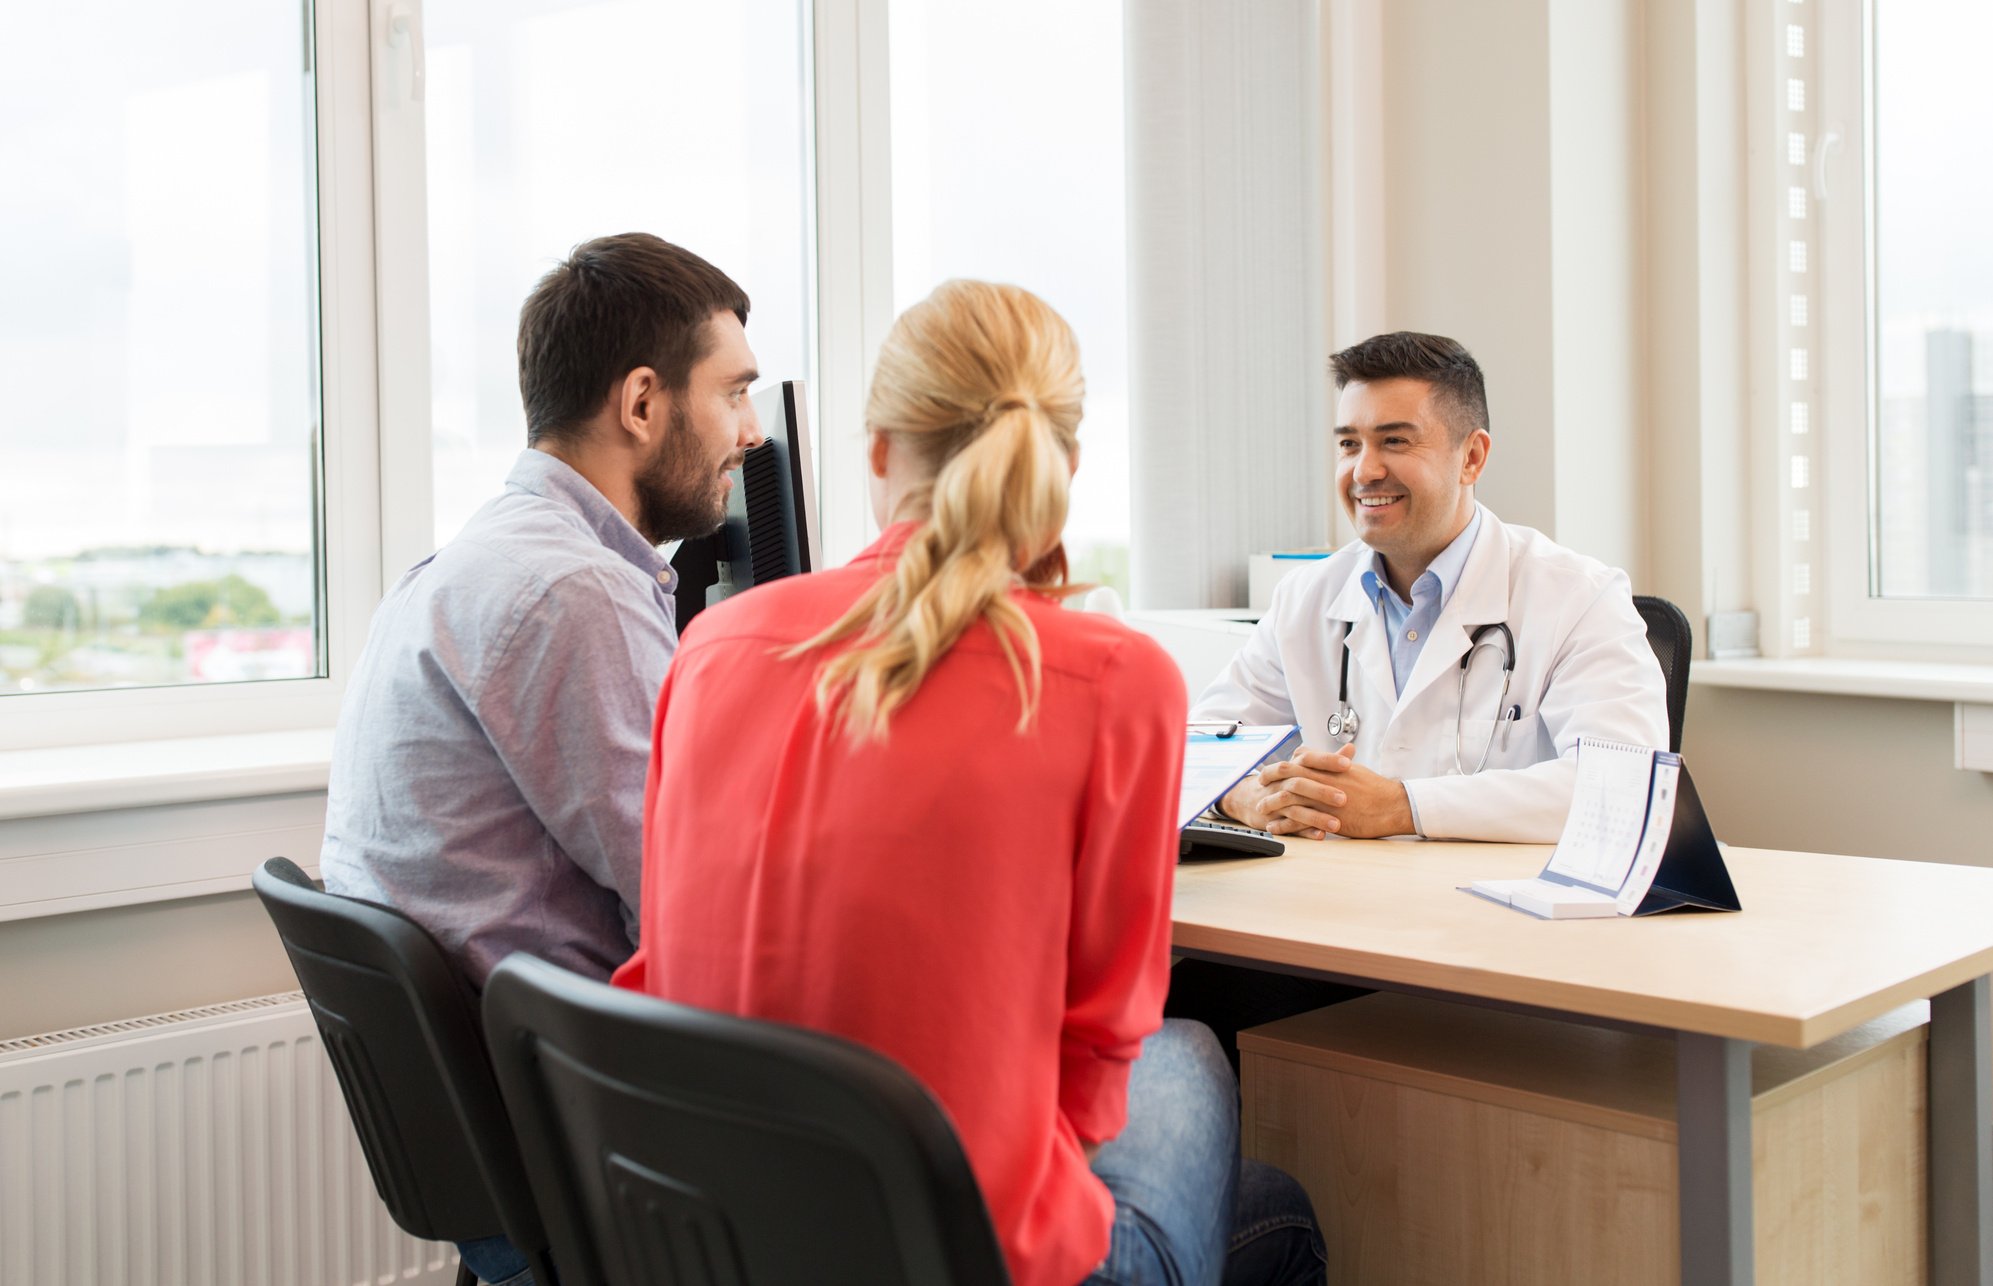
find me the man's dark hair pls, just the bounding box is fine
[517,233,750,446]
[1329,331,1490,443]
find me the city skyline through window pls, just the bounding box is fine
[1872,0,1993,600]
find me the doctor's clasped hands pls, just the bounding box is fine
[1223,744,1416,841]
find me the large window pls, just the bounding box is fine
[888,0,1131,595]
[1868,2,1993,601]
[420,0,817,551]
[0,4,322,696]
[1816,0,1993,653]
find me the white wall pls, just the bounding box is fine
[0,880,295,1040]
[1642,0,1754,630]
[1356,0,1647,578]
[1685,689,1993,864]
[1547,0,1644,577]
[1373,1,1559,542]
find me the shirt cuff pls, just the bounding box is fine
[1402,780,1428,837]
[1059,1043,1135,1144]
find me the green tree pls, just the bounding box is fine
[23,585,82,631]
[139,575,281,631]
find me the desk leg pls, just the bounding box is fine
[1677,1032,1753,1285]
[1931,974,1993,1285]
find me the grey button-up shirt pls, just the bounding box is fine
[321,450,677,986]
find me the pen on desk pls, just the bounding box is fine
[1188,719,1242,739]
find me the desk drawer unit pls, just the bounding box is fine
[1241,993,1929,1286]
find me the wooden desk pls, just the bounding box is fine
[1172,838,1993,1286]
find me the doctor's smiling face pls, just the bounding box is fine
[1335,376,1490,595]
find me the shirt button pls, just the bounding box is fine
[1406,629,1419,641]
[656,570,671,585]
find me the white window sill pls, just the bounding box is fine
[0,729,335,822]
[1691,658,1993,705]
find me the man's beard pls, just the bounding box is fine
[634,404,734,545]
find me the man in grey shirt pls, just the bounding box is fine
[321,233,764,992]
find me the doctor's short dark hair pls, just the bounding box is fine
[517,232,750,447]
[1330,331,1490,444]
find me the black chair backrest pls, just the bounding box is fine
[482,954,1011,1286]
[1633,595,1692,753]
[251,858,554,1279]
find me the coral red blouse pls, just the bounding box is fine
[613,524,1186,1286]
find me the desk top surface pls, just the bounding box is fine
[1171,839,1993,1047]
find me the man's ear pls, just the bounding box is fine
[619,367,667,446]
[867,429,892,479]
[1459,428,1491,485]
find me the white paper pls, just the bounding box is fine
[1615,757,1681,913]
[1468,877,1620,920]
[1546,738,1655,891]
[1178,725,1298,829]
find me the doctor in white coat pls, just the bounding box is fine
[1196,331,1668,845]
[1172,331,1671,1060]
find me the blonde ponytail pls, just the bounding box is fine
[790,280,1085,742]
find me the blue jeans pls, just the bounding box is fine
[1085,1020,1325,1286]
[455,1235,533,1286]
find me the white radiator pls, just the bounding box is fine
[0,993,460,1286]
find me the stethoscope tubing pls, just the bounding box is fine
[1454,622,1515,776]
[1329,619,1516,775]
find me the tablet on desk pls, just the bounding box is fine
[1176,723,1299,862]
[1180,819,1285,862]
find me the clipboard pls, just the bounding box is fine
[1177,725,1301,830]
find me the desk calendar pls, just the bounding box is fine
[1465,737,1740,920]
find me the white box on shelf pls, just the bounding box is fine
[1248,550,1332,613]
[1956,703,1993,773]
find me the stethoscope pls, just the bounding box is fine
[1327,620,1517,776]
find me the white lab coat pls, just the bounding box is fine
[1192,505,1669,842]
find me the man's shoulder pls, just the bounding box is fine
[429,495,654,604]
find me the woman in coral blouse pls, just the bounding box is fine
[614,280,1322,1286]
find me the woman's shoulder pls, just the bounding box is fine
[1020,591,1181,691]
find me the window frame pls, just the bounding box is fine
[1818,0,1993,659]
[809,0,895,568]
[0,0,384,753]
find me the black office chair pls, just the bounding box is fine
[481,953,1011,1286]
[251,857,558,1286]
[1632,595,1693,753]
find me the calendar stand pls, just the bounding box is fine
[1625,765,1740,916]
